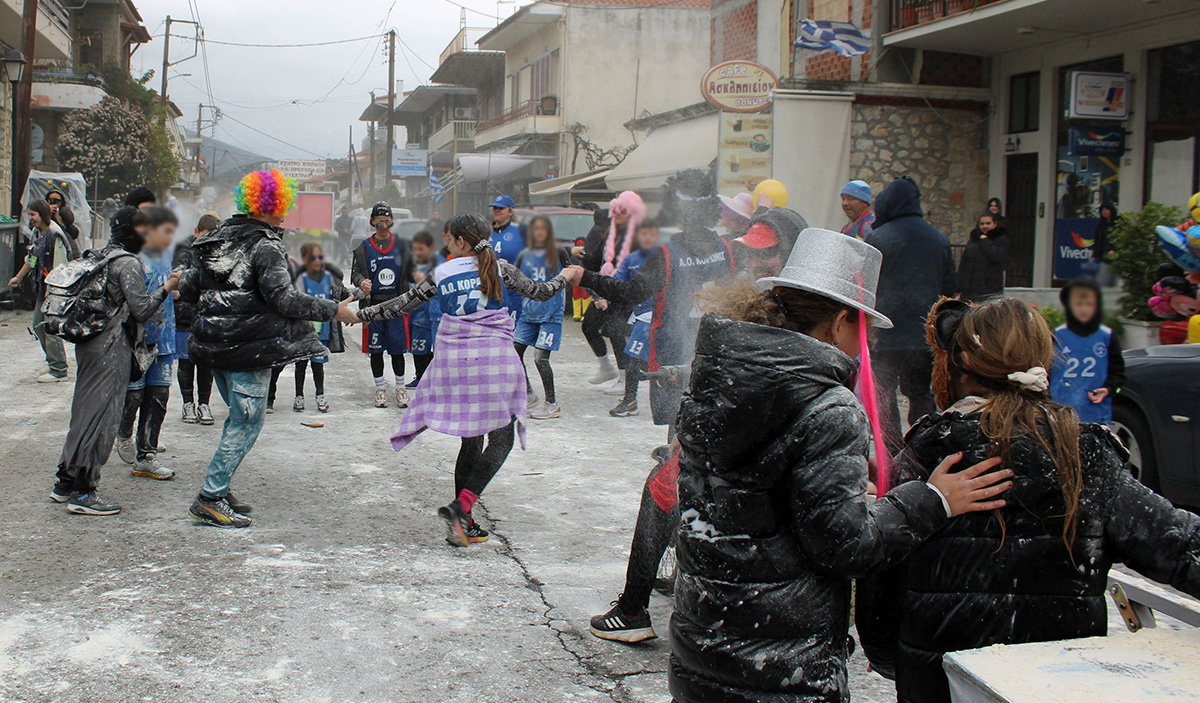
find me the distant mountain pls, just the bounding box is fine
[189,131,274,182]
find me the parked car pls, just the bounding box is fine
[1111,344,1200,509]
[515,206,595,248]
[391,218,431,242]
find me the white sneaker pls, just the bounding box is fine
[396,387,410,408]
[182,402,198,424]
[526,393,540,410]
[316,394,329,413]
[197,404,214,425]
[293,395,305,412]
[603,371,627,396]
[37,372,68,383]
[131,454,175,480]
[529,402,561,420]
[588,356,618,385]
[115,436,136,465]
[374,389,388,408]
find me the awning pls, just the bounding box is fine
[529,168,613,198]
[606,113,718,192]
[455,153,542,185]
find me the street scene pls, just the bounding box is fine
[2,1,1200,702]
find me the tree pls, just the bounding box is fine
[57,96,181,200]
[1108,201,1185,321]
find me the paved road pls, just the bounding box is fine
[0,309,912,702]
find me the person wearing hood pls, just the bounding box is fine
[730,205,808,280]
[1050,277,1124,425]
[866,177,956,453]
[668,230,1012,703]
[51,206,179,516]
[1090,199,1118,286]
[956,211,1009,302]
[125,186,157,211]
[179,169,359,528]
[857,297,1200,703]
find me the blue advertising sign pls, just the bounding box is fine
[1053,218,1100,280]
[1068,126,1125,157]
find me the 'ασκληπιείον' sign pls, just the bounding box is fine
[702,61,779,114]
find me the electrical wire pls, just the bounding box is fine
[220,112,331,159]
[165,33,383,48]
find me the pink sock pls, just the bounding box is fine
[457,489,478,514]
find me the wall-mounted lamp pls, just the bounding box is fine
[1005,135,1021,153]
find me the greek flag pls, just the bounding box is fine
[796,19,871,57]
[429,163,445,205]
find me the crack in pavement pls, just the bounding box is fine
[480,505,657,703]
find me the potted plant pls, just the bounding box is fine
[539,94,558,116]
[1108,201,1185,347]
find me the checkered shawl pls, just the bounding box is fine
[390,308,527,451]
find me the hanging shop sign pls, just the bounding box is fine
[702,61,779,113]
[717,112,774,197]
[1068,126,1126,157]
[1068,72,1129,120]
[392,147,429,178]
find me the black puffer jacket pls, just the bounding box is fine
[956,225,1009,302]
[172,236,197,330]
[179,215,339,371]
[857,399,1200,703]
[670,316,949,703]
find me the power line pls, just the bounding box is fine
[166,33,382,48]
[442,0,504,21]
[395,32,436,72]
[220,112,331,159]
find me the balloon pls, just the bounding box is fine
[752,179,788,210]
[1156,225,1200,273]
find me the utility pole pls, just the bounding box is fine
[159,15,171,126]
[348,126,355,205]
[386,29,396,197]
[13,0,38,216]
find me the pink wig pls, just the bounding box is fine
[602,190,647,277]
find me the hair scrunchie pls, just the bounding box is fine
[474,238,490,252]
[1007,366,1049,393]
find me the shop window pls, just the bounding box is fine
[1008,72,1039,134]
[1145,41,1200,204]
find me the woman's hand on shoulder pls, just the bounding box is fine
[927,452,1012,517]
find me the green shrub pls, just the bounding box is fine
[1034,300,1124,336]
[1108,202,1184,321]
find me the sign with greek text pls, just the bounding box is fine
[702,61,779,114]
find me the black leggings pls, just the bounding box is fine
[454,422,516,499]
[295,360,325,396]
[119,386,170,461]
[623,357,645,404]
[413,353,433,384]
[581,305,628,369]
[619,464,679,613]
[515,343,556,404]
[370,352,405,379]
[177,359,212,405]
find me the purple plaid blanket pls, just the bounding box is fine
[390,309,527,451]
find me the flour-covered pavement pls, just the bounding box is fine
[0,309,887,702]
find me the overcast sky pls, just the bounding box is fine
[129,0,530,161]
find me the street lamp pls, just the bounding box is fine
[4,50,27,218]
[1,50,25,87]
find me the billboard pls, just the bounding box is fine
[1053,217,1100,281]
[281,191,336,231]
[275,159,330,181]
[393,148,428,178]
[717,112,773,197]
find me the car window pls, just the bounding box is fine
[542,214,594,243]
[393,221,428,241]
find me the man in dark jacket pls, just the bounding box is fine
[174,213,220,425]
[866,177,956,453]
[179,170,358,528]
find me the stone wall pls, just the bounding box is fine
[849,101,990,246]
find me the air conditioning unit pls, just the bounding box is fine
[454,107,475,120]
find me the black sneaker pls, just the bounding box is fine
[225,491,253,515]
[67,491,121,516]
[466,520,489,544]
[189,496,252,528]
[438,500,470,547]
[589,599,657,643]
[609,399,639,417]
[51,481,73,503]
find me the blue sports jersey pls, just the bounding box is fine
[433,257,506,317]
[361,233,406,297]
[300,270,333,343]
[517,249,565,324]
[490,223,525,264]
[140,248,175,355]
[615,248,654,317]
[409,259,440,355]
[1051,324,1114,424]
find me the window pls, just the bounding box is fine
[78,29,103,68]
[1008,72,1039,133]
[530,49,560,103]
[508,72,521,109]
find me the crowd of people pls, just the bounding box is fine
[17,163,1200,703]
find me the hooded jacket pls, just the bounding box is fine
[956,224,1009,302]
[866,180,956,350]
[179,214,338,371]
[670,315,948,703]
[856,400,1200,703]
[1091,200,1118,263]
[581,208,613,273]
[172,236,197,330]
[1051,278,1125,422]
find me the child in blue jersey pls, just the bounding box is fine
[354,213,581,547]
[490,195,527,320]
[1051,278,1125,424]
[407,231,440,390]
[515,216,569,420]
[115,206,179,481]
[290,242,353,413]
[352,202,415,408]
[609,219,660,418]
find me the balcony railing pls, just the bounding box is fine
[429,119,477,150]
[39,0,70,35]
[32,66,107,88]
[477,98,559,133]
[888,0,1007,32]
[439,27,491,66]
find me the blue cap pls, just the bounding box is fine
[840,180,872,205]
[490,195,516,209]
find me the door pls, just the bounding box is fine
[1005,153,1039,288]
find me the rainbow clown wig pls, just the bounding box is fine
[234,168,298,219]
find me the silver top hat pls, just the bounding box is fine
[756,228,893,329]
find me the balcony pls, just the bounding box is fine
[439,27,491,65]
[475,99,561,147]
[429,119,476,152]
[888,0,1006,32]
[31,66,108,111]
[0,0,72,60]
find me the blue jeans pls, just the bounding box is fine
[200,368,270,499]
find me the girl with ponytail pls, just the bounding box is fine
[353,213,583,547]
[858,296,1200,703]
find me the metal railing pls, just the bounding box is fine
[888,0,1006,32]
[477,99,559,133]
[429,119,476,150]
[439,27,491,65]
[39,0,70,35]
[31,66,107,88]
